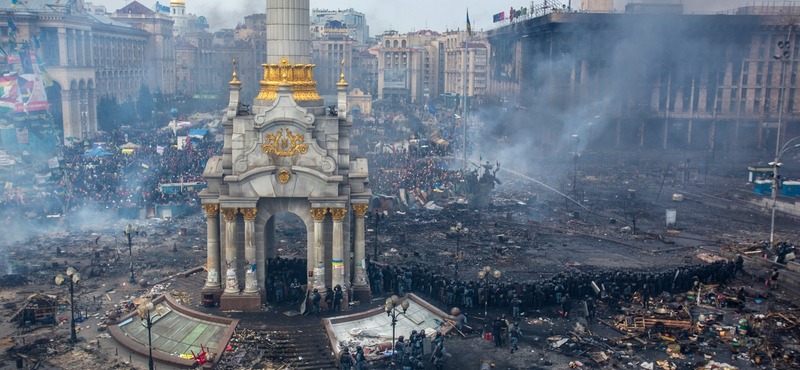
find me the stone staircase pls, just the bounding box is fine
[251,321,338,370]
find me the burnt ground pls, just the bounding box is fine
[0,148,798,369]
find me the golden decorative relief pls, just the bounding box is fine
[352,204,368,217]
[330,207,347,221]
[202,204,219,217]
[255,57,321,101]
[277,169,291,184]
[241,208,258,221]
[310,208,328,221]
[261,128,309,157]
[221,207,239,221]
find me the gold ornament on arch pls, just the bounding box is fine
[277,169,291,184]
[261,128,308,157]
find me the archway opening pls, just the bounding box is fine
[264,211,309,304]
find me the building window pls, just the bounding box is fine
[756,62,764,85]
[767,62,774,86]
[754,88,762,113]
[741,89,747,113]
[742,62,750,86]
[765,88,771,112]
[790,88,796,112]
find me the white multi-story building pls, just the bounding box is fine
[310,8,369,45]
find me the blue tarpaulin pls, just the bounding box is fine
[187,129,208,139]
[82,148,113,157]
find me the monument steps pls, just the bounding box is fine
[255,322,338,370]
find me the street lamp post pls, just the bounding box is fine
[124,223,140,284]
[478,267,501,318]
[769,136,800,246]
[137,299,156,370]
[384,295,409,370]
[55,267,81,342]
[450,222,469,281]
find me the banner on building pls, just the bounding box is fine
[384,68,407,89]
[493,12,505,23]
[5,51,50,114]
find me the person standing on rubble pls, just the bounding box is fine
[492,317,503,347]
[733,255,745,277]
[355,346,365,370]
[561,294,573,319]
[311,289,321,315]
[326,287,334,311]
[340,347,353,370]
[274,276,284,304]
[431,342,446,370]
[511,294,521,318]
[509,322,522,354]
[290,278,301,305]
[333,285,343,311]
[769,267,780,290]
[585,297,596,324]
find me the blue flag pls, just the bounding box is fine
[428,104,436,115]
[467,10,473,38]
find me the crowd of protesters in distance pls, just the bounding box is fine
[351,101,469,204]
[1,99,467,222]
[0,128,221,223]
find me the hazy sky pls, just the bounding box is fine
[100,0,757,35]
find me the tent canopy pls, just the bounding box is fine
[188,129,208,139]
[120,142,141,149]
[82,148,113,157]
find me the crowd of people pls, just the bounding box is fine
[367,258,743,323]
[1,128,221,224]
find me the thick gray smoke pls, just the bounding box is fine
[472,3,746,180]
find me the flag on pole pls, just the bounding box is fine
[466,10,473,38]
[493,12,505,23]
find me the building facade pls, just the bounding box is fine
[0,0,174,141]
[486,5,800,151]
[111,1,176,97]
[311,8,369,45]
[311,20,356,98]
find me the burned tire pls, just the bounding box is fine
[653,321,666,334]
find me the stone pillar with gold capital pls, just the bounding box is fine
[352,204,368,287]
[221,207,239,294]
[202,204,221,289]
[241,208,259,294]
[330,208,347,289]
[310,208,328,290]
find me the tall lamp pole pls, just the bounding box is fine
[450,222,469,281]
[769,136,800,246]
[771,35,794,247]
[124,223,140,284]
[137,299,156,370]
[384,295,409,370]
[478,267,501,326]
[55,267,81,342]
